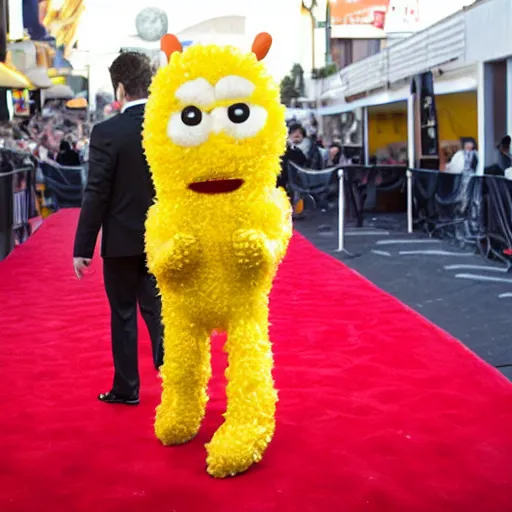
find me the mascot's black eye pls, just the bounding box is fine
[181,106,202,126]
[228,103,250,124]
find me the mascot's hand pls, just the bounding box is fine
[232,229,274,271]
[150,233,201,280]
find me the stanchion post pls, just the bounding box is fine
[337,168,344,252]
[406,169,413,234]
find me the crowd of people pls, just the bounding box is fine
[283,117,355,169]
[1,91,511,224]
[278,120,357,213]
[0,102,92,245]
[279,113,512,216]
[0,103,90,174]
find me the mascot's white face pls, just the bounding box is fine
[166,75,268,148]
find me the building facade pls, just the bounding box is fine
[69,0,306,107]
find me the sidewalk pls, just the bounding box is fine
[297,210,512,380]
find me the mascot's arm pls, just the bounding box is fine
[145,202,201,279]
[272,187,293,262]
[232,188,292,270]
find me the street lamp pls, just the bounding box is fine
[302,0,316,71]
[325,0,333,65]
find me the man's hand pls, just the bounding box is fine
[73,257,92,279]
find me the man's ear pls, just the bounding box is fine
[251,32,272,61]
[159,34,183,66]
[116,83,125,103]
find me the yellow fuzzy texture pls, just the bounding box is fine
[142,42,292,478]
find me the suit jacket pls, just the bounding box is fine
[73,104,155,259]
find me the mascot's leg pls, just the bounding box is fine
[155,311,211,445]
[206,306,277,478]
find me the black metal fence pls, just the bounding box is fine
[0,149,86,261]
[287,162,512,266]
[3,153,512,267]
[287,162,407,224]
[39,161,87,209]
[0,151,38,260]
[411,169,512,266]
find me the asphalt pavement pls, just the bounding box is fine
[296,209,512,380]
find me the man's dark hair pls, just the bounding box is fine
[288,123,306,138]
[461,137,477,150]
[109,52,153,99]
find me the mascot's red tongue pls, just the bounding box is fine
[188,179,244,194]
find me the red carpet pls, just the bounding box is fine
[1,209,512,512]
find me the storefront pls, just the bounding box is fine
[314,0,508,173]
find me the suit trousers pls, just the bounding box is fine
[103,255,163,397]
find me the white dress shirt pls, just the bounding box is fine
[121,99,148,113]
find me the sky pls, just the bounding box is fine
[417,0,477,28]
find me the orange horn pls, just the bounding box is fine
[160,34,183,60]
[251,32,272,61]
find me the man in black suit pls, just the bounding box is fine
[73,52,163,405]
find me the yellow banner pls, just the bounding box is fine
[39,0,85,56]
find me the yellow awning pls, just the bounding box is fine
[66,97,87,109]
[50,76,66,85]
[0,62,33,89]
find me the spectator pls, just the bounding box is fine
[56,140,81,166]
[287,123,324,170]
[497,135,512,172]
[0,150,13,174]
[0,123,15,149]
[328,143,343,166]
[446,138,478,174]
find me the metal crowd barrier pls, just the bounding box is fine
[410,170,512,266]
[39,160,87,209]
[335,165,512,267]
[287,161,340,214]
[336,166,471,253]
[336,165,409,252]
[0,149,87,261]
[286,163,409,253]
[0,162,38,260]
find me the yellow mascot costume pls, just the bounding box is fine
[143,32,292,478]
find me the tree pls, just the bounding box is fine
[291,63,305,97]
[280,63,305,107]
[280,75,298,107]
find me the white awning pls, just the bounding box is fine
[26,68,53,89]
[316,72,477,116]
[44,84,75,100]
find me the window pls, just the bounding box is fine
[331,39,382,69]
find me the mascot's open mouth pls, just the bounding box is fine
[188,179,244,194]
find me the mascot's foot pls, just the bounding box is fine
[155,407,203,446]
[205,422,275,478]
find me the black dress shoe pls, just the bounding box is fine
[98,391,140,405]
